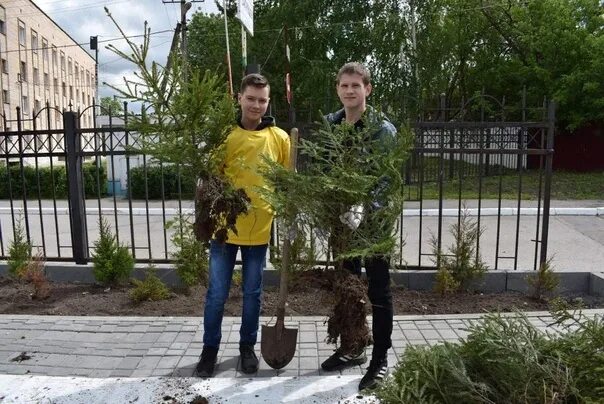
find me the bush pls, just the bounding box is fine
[129,164,196,199]
[168,215,208,287]
[0,162,106,199]
[527,258,559,301]
[92,217,134,285]
[431,207,487,293]
[129,268,171,303]
[8,216,32,277]
[21,253,50,300]
[375,308,604,404]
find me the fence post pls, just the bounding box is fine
[539,101,555,267]
[64,111,88,264]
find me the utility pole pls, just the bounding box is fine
[90,36,99,105]
[162,0,205,80]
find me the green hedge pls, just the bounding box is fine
[0,162,107,199]
[128,165,196,199]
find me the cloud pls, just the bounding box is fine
[35,0,219,105]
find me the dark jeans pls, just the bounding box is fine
[203,241,268,349]
[343,255,393,360]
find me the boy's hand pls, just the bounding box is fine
[339,205,364,231]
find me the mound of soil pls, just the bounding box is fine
[1,270,602,317]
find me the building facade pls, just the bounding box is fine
[0,0,96,131]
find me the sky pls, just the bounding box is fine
[34,0,221,102]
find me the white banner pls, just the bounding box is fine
[236,0,254,36]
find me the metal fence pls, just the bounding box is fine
[0,96,555,271]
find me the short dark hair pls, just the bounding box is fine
[240,73,270,93]
[336,62,371,85]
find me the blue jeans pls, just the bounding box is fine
[203,240,267,349]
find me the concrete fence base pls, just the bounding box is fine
[1,262,603,297]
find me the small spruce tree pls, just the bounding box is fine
[431,206,487,293]
[261,115,411,354]
[103,8,248,244]
[92,217,134,286]
[8,216,32,278]
[168,215,208,287]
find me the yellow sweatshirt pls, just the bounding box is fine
[223,121,290,245]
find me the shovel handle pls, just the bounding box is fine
[276,128,298,316]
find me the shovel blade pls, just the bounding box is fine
[261,324,298,369]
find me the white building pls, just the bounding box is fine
[0,0,96,131]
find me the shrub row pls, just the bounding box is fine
[0,162,107,199]
[128,165,196,199]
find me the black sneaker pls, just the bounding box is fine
[359,358,388,391]
[239,344,259,374]
[196,346,218,377]
[321,348,367,371]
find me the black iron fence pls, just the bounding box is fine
[0,96,555,271]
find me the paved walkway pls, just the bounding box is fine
[2,310,603,403]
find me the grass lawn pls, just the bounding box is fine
[404,158,604,200]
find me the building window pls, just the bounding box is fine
[69,85,73,100]
[20,61,27,82]
[68,58,72,76]
[0,6,6,35]
[60,52,65,71]
[31,30,38,53]
[22,96,29,115]
[33,68,39,85]
[53,78,58,94]
[62,82,66,96]
[74,62,79,81]
[42,39,48,63]
[2,89,8,104]
[52,47,57,68]
[1,59,7,74]
[44,72,49,88]
[18,21,26,46]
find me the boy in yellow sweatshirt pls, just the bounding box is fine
[196,74,290,377]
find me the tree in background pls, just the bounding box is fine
[99,96,124,115]
[188,0,604,129]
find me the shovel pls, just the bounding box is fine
[261,128,299,369]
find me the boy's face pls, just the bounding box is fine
[336,73,372,110]
[238,85,270,123]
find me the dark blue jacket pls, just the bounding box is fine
[324,106,397,210]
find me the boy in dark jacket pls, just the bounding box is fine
[320,62,396,392]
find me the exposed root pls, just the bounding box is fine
[194,175,250,244]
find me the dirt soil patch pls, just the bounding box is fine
[1,270,603,317]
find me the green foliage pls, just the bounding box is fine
[232,269,242,289]
[8,216,32,277]
[189,0,604,128]
[168,215,208,287]
[129,165,196,199]
[129,267,171,303]
[527,258,559,301]
[0,163,106,199]
[431,207,487,293]
[104,8,249,241]
[92,217,134,285]
[375,308,604,403]
[261,115,411,264]
[188,12,243,92]
[270,223,319,273]
[104,9,235,183]
[99,96,124,115]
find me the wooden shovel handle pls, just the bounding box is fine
[276,128,299,316]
